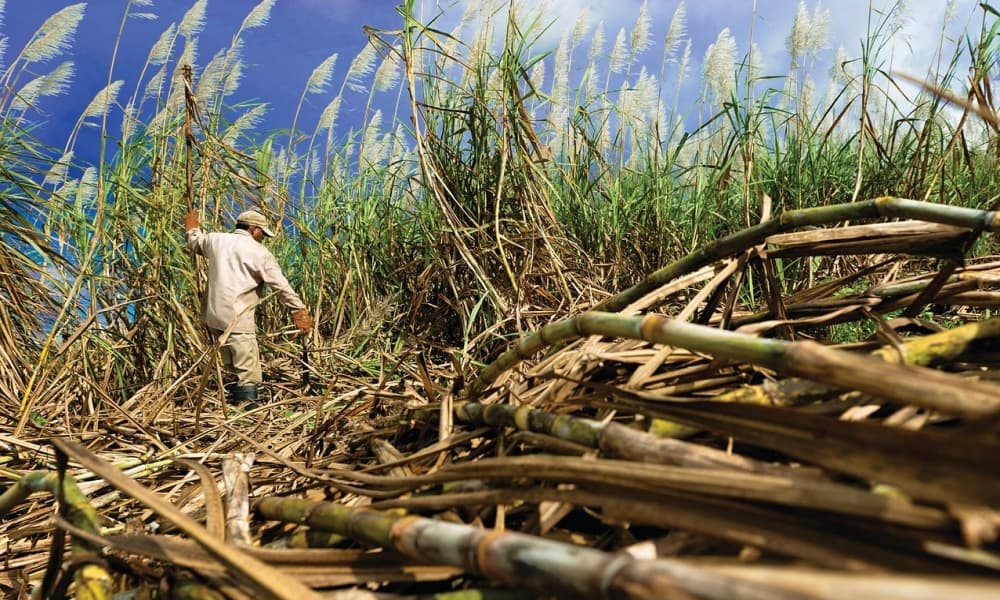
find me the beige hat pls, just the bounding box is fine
[236,210,275,237]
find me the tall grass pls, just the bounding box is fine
[0,0,998,430]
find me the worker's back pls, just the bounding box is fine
[188,229,270,333]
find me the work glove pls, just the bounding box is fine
[184,209,199,231]
[292,308,313,334]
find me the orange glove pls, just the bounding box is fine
[184,209,199,231]
[292,308,313,333]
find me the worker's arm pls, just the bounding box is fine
[184,210,206,254]
[258,252,307,312]
[257,252,312,333]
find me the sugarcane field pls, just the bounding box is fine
[2,1,1000,599]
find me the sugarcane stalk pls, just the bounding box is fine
[381,455,947,528]
[650,315,1000,437]
[254,497,807,600]
[465,312,1000,418]
[595,197,998,314]
[0,470,113,600]
[454,401,807,477]
[50,437,322,600]
[730,276,982,329]
[699,564,1000,599]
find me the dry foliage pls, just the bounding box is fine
[2,205,1000,600]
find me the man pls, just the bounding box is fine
[184,208,312,403]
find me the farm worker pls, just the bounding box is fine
[184,208,312,403]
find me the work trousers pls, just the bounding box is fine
[211,329,262,385]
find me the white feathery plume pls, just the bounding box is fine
[223,103,267,144]
[388,124,409,167]
[317,95,342,134]
[147,23,177,66]
[588,20,605,64]
[630,0,651,57]
[128,0,156,21]
[360,109,386,168]
[11,60,74,110]
[144,65,166,100]
[804,3,831,55]
[462,34,486,88]
[55,179,79,205]
[889,0,910,35]
[177,38,198,73]
[120,101,136,141]
[485,67,502,102]
[179,0,208,38]
[509,0,525,19]
[373,49,401,93]
[821,80,839,132]
[664,2,686,61]
[272,146,289,181]
[306,52,338,95]
[598,99,612,155]
[788,1,831,60]
[440,26,462,73]
[571,8,590,48]
[676,38,691,87]
[547,105,569,150]
[656,101,669,142]
[781,69,797,111]
[528,59,545,92]
[309,149,322,180]
[129,8,157,21]
[222,40,244,97]
[620,68,656,125]
[346,43,377,93]
[609,27,627,74]
[702,27,736,101]
[78,166,98,204]
[635,66,657,120]
[943,0,957,24]
[0,0,6,29]
[550,32,571,106]
[829,45,851,86]
[241,0,275,31]
[44,151,73,186]
[457,0,478,31]
[584,61,598,102]
[196,48,226,105]
[328,149,349,187]
[148,84,183,131]
[21,3,85,63]
[787,1,808,60]
[676,128,697,168]
[82,80,124,119]
[618,78,637,119]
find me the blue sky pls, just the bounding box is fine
[2,0,984,158]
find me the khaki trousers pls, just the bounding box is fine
[212,329,262,385]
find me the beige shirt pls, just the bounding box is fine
[186,227,306,333]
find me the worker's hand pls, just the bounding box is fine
[184,209,199,231]
[292,308,313,334]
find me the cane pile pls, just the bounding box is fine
[2,198,1000,599]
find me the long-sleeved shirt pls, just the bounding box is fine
[186,227,306,333]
